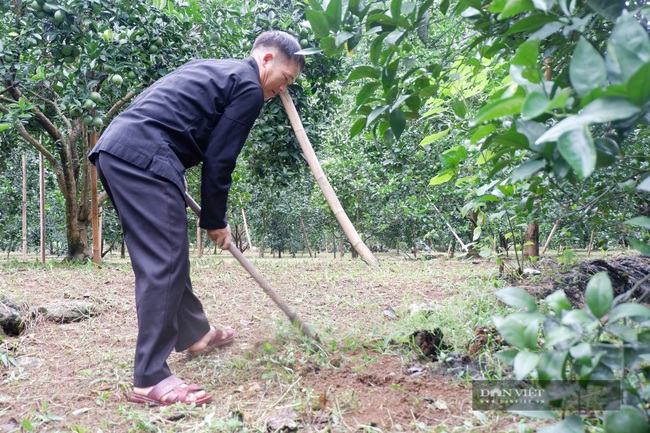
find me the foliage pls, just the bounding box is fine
[0,0,195,259]
[494,273,650,430]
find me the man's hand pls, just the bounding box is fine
[207,225,231,252]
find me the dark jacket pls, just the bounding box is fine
[89,57,264,229]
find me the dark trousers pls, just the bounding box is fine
[94,152,210,387]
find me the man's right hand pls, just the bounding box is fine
[207,224,231,252]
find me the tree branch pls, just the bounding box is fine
[106,89,139,119]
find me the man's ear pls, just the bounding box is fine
[262,51,274,65]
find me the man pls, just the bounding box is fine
[89,31,305,406]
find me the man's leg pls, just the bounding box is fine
[94,152,210,387]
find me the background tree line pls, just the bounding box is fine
[0,0,648,263]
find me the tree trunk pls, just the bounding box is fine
[587,229,595,257]
[525,221,539,259]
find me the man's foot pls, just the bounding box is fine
[129,375,212,406]
[186,325,236,359]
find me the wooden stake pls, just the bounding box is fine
[541,221,559,256]
[280,91,378,265]
[197,218,203,257]
[22,153,27,262]
[587,229,595,257]
[300,215,313,258]
[39,151,45,264]
[241,208,253,249]
[90,131,100,264]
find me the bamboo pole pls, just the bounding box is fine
[22,153,27,262]
[241,208,253,249]
[280,91,378,265]
[541,221,559,256]
[90,131,100,264]
[39,151,45,264]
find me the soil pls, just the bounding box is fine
[0,253,574,432]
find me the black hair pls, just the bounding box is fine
[252,31,306,70]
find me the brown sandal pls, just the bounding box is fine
[187,325,236,359]
[129,375,212,406]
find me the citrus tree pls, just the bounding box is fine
[0,0,194,260]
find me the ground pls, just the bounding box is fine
[0,251,571,432]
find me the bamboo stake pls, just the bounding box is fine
[241,208,253,249]
[541,221,559,256]
[184,193,319,342]
[39,151,45,264]
[90,131,100,264]
[22,153,27,262]
[279,91,378,265]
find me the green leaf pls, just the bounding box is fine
[537,350,568,382]
[522,92,550,119]
[470,95,525,126]
[608,303,650,323]
[366,104,388,126]
[420,129,449,146]
[348,66,380,81]
[0,123,11,133]
[305,10,330,39]
[587,0,624,22]
[511,158,546,183]
[505,13,558,34]
[570,37,607,97]
[356,82,380,106]
[628,238,650,256]
[585,272,613,319]
[389,107,406,139]
[390,0,402,20]
[545,325,578,347]
[494,315,539,350]
[557,127,596,179]
[514,350,539,380]
[594,137,620,168]
[606,11,650,84]
[544,290,572,315]
[452,99,467,118]
[325,0,343,29]
[495,348,519,365]
[536,97,640,144]
[499,0,535,19]
[429,169,454,185]
[538,415,584,433]
[624,216,650,230]
[350,117,366,138]
[627,62,650,106]
[496,287,537,311]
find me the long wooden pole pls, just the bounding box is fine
[39,151,46,264]
[241,208,253,249]
[279,91,378,265]
[184,193,319,342]
[90,131,100,264]
[541,221,559,256]
[22,153,27,262]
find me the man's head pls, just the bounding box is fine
[251,31,305,100]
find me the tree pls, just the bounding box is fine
[0,0,194,260]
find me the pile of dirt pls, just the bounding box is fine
[537,255,650,307]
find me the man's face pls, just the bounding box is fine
[259,51,302,100]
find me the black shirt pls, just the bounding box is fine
[89,57,264,229]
